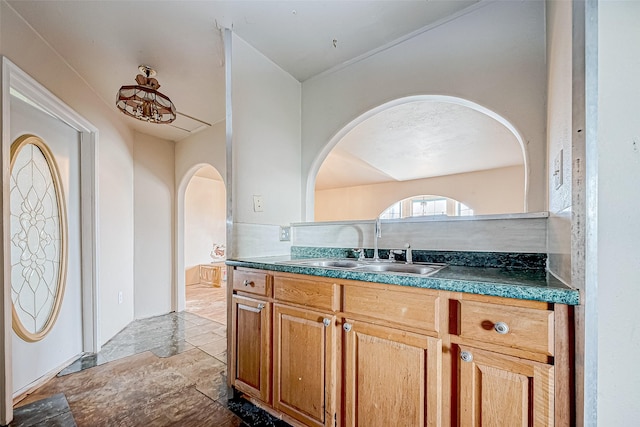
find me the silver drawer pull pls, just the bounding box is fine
[323,318,331,327]
[257,303,265,310]
[460,351,473,363]
[494,322,510,334]
[243,279,252,287]
[343,322,352,332]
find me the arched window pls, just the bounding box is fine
[380,195,473,219]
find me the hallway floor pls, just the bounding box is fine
[11,283,291,427]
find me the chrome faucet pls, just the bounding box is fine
[373,218,381,261]
[405,243,413,264]
[353,248,366,261]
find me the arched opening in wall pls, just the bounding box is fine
[311,96,527,222]
[182,164,227,324]
[380,195,474,220]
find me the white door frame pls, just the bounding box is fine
[0,57,99,425]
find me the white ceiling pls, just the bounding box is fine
[7,0,478,142]
[9,1,518,191]
[315,101,524,190]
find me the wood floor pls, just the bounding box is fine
[10,281,289,427]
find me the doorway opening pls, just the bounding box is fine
[181,165,227,324]
[307,95,528,221]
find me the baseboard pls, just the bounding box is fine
[12,353,84,405]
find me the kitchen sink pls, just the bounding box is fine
[354,263,439,275]
[284,258,446,276]
[299,259,361,268]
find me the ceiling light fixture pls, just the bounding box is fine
[116,65,176,124]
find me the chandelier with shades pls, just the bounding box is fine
[116,65,176,124]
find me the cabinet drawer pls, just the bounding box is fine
[273,276,337,311]
[233,269,271,297]
[343,284,440,334]
[458,300,554,355]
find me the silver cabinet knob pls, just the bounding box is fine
[257,303,265,310]
[494,322,510,334]
[243,279,252,287]
[323,318,331,327]
[460,351,473,363]
[343,323,352,332]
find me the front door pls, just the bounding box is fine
[9,92,84,395]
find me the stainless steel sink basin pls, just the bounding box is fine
[354,263,439,275]
[300,260,361,268]
[284,258,446,276]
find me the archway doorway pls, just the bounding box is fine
[308,95,528,221]
[181,165,227,324]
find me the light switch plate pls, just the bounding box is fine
[554,149,563,190]
[253,195,264,212]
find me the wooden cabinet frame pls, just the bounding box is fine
[228,267,574,427]
[455,344,554,426]
[230,294,271,403]
[342,319,443,427]
[273,304,336,427]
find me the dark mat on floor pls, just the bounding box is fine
[11,393,76,426]
[228,396,292,427]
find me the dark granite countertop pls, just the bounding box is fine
[226,255,579,305]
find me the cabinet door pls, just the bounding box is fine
[273,304,336,427]
[456,345,553,427]
[342,319,442,427]
[231,295,271,403]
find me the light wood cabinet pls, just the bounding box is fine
[231,294,271,403]
[273,304,336,427]
[199,263,223,287]
[342,319,442,427]
[229,268,572,427]
[342,282,441,334]
[457,299,554,357]
[455,344,553,426]
[232,269,271,297]
[451,296,558,426]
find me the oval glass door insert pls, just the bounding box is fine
[10,135,68,342]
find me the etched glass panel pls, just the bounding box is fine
[10,136,66,340]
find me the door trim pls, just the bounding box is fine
[0,56,99,425]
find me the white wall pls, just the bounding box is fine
[1,1,135,345]
[315,166,524,221]
[546,1,573,285]
[184,174,226,269]
[175,123,227,186]
[133,132,174,319]
[595,1,640,423]
[231,33,301,257]
[302,1,547,219]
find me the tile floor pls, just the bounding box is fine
[11,283,291,427]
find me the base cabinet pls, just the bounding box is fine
[229,268,571,427]
[273,304,336,427]
[456,345,554,427]
[231,294,271,403]
[342,319,442,427]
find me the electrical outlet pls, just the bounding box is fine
[554,149,563,190]
[118,291,123,304]
[279,226,291,241]
[253,195,264,212]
